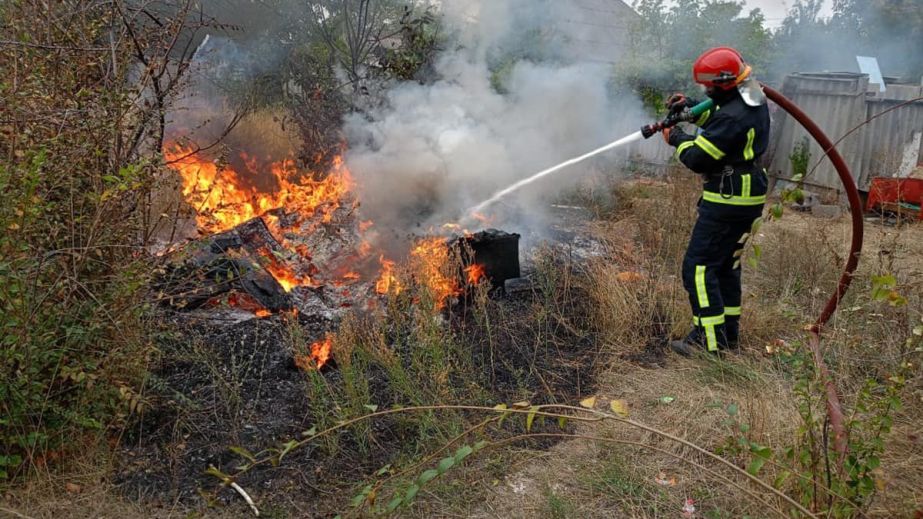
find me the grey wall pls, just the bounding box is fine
[768,73,923,194]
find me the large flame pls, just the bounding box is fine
[164,145,354,295]
[164,146,353,234]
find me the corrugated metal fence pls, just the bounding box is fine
[768,73,923,193]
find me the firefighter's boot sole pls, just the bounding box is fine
[670,340,699,357]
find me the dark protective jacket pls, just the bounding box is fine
[668,88,770,220]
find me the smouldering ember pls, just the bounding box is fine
[465,263,486,285]
[294,335,333,370]
[261,249,311,292]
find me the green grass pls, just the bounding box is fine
[544,486,578,519]
[584,452,672,517]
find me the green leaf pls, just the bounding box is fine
[473,440,488,451]
[418,469,439,485]
[386,497,403,512]
[725,403,739,416]
[526,406,539,432]
[558,416,568,429]
[364,404,379,412]
[404,484,420,502]
[454,445,474,462]
[229,446,256,463]
[278,439,299,462]
[747,456,768,476]
[350,493,367,508]
[204,465,231,484]
[752,244,762,260]
[747,444,772,475]
[866,456,881,470]
[301,426,318,437]
[437,456,455,474]
[375,464,392,477]
[494,403,510,426]
[773,471,791,489]
[771,203,783,219]
[658,396,675,404]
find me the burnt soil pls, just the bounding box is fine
[116,268,603,515]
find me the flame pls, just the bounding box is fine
[164,145,354,297]
[375,256,401,295]
[465,264,486,285]
[294,335,333,370]
[410,237,459,309]
[164,143,468,317]
[255,309,271,318]
[257,247,310,292]
[164,145,353,234]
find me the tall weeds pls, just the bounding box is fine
[0,1,201,479]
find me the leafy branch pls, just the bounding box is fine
[206,402,821,517]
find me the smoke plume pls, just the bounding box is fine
[344,0,648,239]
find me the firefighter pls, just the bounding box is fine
[662,47,770,356]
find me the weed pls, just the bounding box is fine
[544,486,578,519]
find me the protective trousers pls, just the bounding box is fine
[681,214,756,351]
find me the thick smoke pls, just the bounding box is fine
[344,0,648,238]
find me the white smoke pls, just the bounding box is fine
[344,0,649,237]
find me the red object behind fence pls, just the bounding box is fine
[866,177,923,221]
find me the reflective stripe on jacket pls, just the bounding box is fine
[671,90,771,216]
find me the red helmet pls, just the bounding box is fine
[693,47,751,90]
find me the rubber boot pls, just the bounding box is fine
[725,316,740,350]
[670,328,705,357]
[670,326,730,356]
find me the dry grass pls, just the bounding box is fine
[5,170,922,518]
[472,170,923,518]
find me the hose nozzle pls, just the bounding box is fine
[641,98,716,139]
[641,122,663,139]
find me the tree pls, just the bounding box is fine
[831,0,923,81]
[624,0,772,112]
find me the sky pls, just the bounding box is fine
[742,0,834,28]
